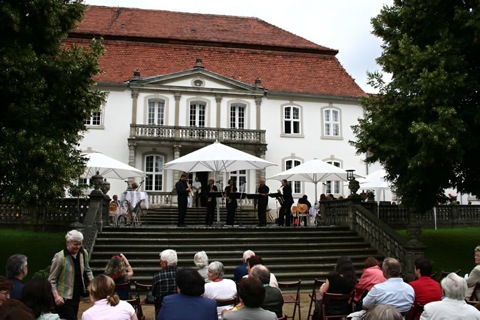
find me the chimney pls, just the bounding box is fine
[255,78,262,87]
[133,70,140,77]
[194,58,204,69]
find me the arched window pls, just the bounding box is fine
[230,103,246,129]
[144,155,164,191]
[190,101,206,127]
[325,160,341,195]
[148,99,165,125]
[283,105,301,134]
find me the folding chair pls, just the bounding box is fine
[278,315,288,320]
[321,291,354,320]
[278,279,302,320]
[134,281,152,305]
[115,281,131,300]
[469,282,480,301]
[127,296,145,320]
[406,302,424,320]
[215,296,238,307]
[308,279,325,320]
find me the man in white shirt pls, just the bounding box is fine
[363,257,415,314]
[192,176,202,207]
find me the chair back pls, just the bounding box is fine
[134,281,152,304]
[291,205,298,217]
[321,291,354,319]
[115,281,131,300]
[278,315,288,320]
[307,278,325,320]
[127,297,145,320]
[406,302,424,320]
[278,280,301,320]
[469,282,480,301]
[298,203,308,213]
[216,296,238,307]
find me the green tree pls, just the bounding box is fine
[0,0,104,206]
[352,0,480,213]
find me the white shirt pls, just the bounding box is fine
[204,279,237,319]
[81,299,135,320]
[363,277,415,313]
[420,297,480,320]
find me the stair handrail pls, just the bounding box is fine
[80,190,108,257]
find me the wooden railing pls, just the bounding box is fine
[131,124,266,144]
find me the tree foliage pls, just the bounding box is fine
[0,0,104,206]
[352,0,480,213]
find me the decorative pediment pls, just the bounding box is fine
[128,59,264,96]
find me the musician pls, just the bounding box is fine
[224,178,238,226]
[257,179,270,226]
[175,172,190,227]
[205,178,218,226]
[278,179,294,226]
[192,176,202,207]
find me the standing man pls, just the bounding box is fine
[49,230,94,320]
[224,178,238,226]
[192,176,202,207]
[175,172,190,227]
[278,179,293,226]
[257,179,269,227]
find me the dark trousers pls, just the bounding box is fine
[56,298,80,320]
[258,203,267,226]
[177,196,188,225]
[205,204,215,225]
[278,204,292,226]
[226,203,237,225]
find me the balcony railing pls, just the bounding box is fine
[130,125,266,144]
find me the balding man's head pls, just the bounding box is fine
[382,258,402,278]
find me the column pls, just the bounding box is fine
[172,144,182,183]
[130,89,139,137]
[215,95,222,135]
[174,93,181,138]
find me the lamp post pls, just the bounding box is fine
[346,169,360,197]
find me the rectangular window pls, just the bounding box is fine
[284,106,300,134]
[324,109,340,137]
[285,159,301,194]
[145,155,164,191]
[230,104,245,129]
[190,102,206,127]
[85,112,101,126]
[148,100,164,125]
[325,160,341,195]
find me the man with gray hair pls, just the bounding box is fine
[420,272,480,319]
[362,257,415,314]
[233,250,255,282]
[251,264,284,318]
[6,254,28,300]
[152,249,178,316]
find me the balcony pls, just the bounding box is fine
[130,125,266,145]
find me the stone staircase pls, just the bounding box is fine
[90,207,381,290]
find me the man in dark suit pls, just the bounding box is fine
[175,172,190,227]
[156,268,217,320]
[278,179,294,226]
[257,179,270,226]
[251,264,284,318]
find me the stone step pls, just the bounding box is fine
[91,224,381,290]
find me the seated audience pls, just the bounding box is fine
[152,249,178,315]
[0,276,13,306]
[81,274,137,320]
[246,255,278,288]
[250,264,283,318]
[223,277,277,320]
[233,250,255,283]
[466,245,480,301]
[420,272,480,320]
[104,253,134,300]
[6,254,28,300]
[194,251,209,282]
[408,258,442,319]
[0,299,35,320]
[21,278,60,320]
[203,261,237,318]
[364,304,403,320]
[156,268,217,320]
[362,257,414,315]
[318,256,357,317]
[354,256,386,309]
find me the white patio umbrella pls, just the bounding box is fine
[163,141,277,222]
[163,141,276,172]
[82,152,145,180]
[359,168,391,201]
[267,158,363,203]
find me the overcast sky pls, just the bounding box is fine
[83,0,393,93]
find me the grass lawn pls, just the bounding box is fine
[397,226,480,277]
[0,229,65,280]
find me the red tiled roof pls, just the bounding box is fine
[69,6,364,98]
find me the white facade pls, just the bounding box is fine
[80,68,377,207]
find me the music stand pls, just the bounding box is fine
[228,192,246,226]
[247,193,265,225]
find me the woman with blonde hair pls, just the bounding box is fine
[81,275,137,320]
[104,253,133,300]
